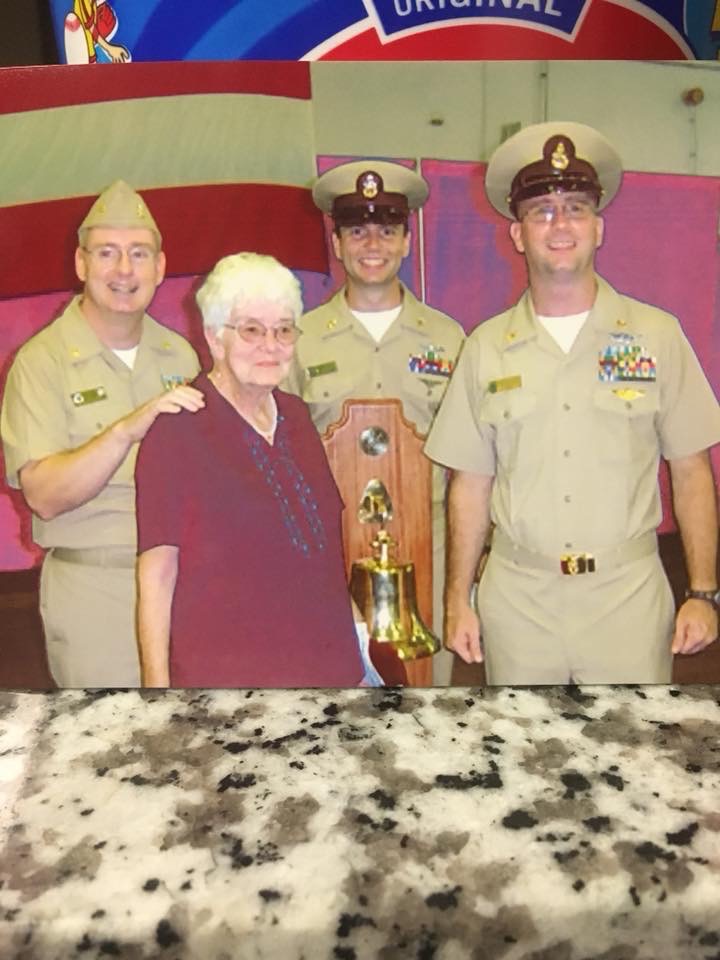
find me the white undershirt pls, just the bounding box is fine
[536,311,590,354]
[351,306,402,343]
[112,346,139,368]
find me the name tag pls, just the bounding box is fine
[71,386,107,406]
[488,375,522,394]
[306,361,338,378]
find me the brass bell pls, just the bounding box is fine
[350,530,440,664]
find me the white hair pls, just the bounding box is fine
[196,252,303,333]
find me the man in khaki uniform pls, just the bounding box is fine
[1,181,202,687]
[285,160,465,683]
[425,122,720,684]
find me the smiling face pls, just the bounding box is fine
[331,222,411,293]
[206,299,297,390]
[509,191,604,286]
[75,226,165,324]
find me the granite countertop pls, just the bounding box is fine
[0,685,719,960]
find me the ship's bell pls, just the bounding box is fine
[350,530,441,664]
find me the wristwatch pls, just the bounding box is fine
[684,588,720,610]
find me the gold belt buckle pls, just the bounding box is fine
[560,553,595,575]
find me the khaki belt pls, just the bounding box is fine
[491,529,657,576]
[50,546,136,569]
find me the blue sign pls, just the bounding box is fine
[48,0,719,63]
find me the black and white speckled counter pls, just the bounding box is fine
[1,686,719,959]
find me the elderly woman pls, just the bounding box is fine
[135,253,369,687]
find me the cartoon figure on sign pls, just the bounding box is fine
[64,0,130,63]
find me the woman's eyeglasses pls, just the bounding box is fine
[223,322,301,346]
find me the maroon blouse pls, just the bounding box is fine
[135,374,363,687]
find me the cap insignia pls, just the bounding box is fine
[551,141,569,171]
[361,173,379,199]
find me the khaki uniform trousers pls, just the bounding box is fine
[431,497,454,686]
[40,552,140,688]
[476,547,674,685]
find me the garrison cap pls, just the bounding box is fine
[485,121,623,219]
[313,160,429,228]
[78,180,161,244]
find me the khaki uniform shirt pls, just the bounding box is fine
[1,295,199,550]
[425,276,720,556]
[287,285,464,674]
[286,283,465,438]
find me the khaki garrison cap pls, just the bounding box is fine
[78,179,161,243]
[485,121,623,220]
[313,160,429,228]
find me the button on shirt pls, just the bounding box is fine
[425,277,720,556]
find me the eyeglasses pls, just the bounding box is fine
[521,199,596,224]
[82,244,157,265]
[223,321,301,346]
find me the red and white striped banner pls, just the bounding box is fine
[0,61,327,298]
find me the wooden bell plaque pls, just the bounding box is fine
[322,399,434,687]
